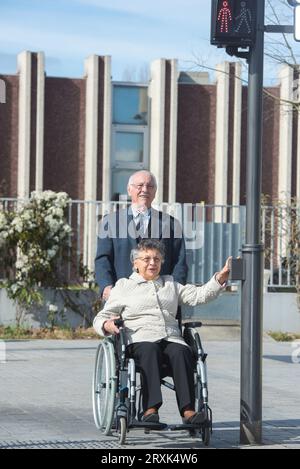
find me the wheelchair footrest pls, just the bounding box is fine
[129,419,168,431]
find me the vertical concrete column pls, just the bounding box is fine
[35,52,45,193]
[84,55,111,273]
[297,115,300,203]
[149,59,166,205]
[102,56,112,204]
[278,65,294,260]
[296,66,300,203]
[84,55,102,273]
[278,65,293,202]
[84,55,99,203]
[214,62,230,221]
[168,59,179,205]
[232,62,242,223]
[17,51,31,199]
[0,78,6,103]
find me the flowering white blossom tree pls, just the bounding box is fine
[0,191,73,323]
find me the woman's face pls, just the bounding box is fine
[133,248,162,281]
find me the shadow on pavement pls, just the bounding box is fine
[263,355,297,365]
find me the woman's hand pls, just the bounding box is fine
[216,256,232,285]
[103,317,121,335]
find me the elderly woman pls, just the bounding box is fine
[93,239,231,424]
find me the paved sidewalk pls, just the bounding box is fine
[0,337,299,449]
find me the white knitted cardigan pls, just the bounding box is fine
[93,272,224,346]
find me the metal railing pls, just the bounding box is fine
[261,205,299,290]
[0,198,298,289]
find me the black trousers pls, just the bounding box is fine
[126,340,196,415]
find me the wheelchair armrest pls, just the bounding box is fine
[183,321,202,329]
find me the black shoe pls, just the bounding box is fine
[142,412,159,423]
[183,410,205,425]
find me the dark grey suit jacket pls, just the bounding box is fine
[95,207,188,296]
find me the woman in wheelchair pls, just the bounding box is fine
[93,239,231,426]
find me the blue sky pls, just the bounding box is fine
[0,0,299,83]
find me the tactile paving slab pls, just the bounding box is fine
[0,439,122,449]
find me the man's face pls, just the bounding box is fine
[127,173,156,209]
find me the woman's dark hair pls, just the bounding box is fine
[130,239,165,265]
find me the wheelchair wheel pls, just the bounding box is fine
[118,417,127,445]
[92,338,117,435]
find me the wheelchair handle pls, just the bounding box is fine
[114,319,124,328]
[183,321,203,329]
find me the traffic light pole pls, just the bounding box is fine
[211,0,296,447]
[240,0,265,445]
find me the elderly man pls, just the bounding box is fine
[95,170,188,300]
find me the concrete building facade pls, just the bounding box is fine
[0,51,299,205]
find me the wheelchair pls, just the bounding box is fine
[92,319,212,446]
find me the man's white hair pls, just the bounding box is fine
[128,170,157,189]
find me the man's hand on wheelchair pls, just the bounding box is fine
[216,256,232,285]
[102,285,113,301]
[103,316,121,335]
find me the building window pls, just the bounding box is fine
[113,86,148,125]
[114,130,144,163]
[111,84,149,199]
[111,169,135,201]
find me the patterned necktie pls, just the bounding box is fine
[135,213,144,240]
[135,211,151,240]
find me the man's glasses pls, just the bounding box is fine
[137,257,162,264]
[130,183,155,190]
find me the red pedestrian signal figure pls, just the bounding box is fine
[218,1,233,33]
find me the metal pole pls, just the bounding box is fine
[240,0,265,445]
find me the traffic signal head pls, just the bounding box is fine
[211,0,257,47]
[293,1,300,41]
[287,0,300,42]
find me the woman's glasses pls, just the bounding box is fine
[137,257,162,264]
